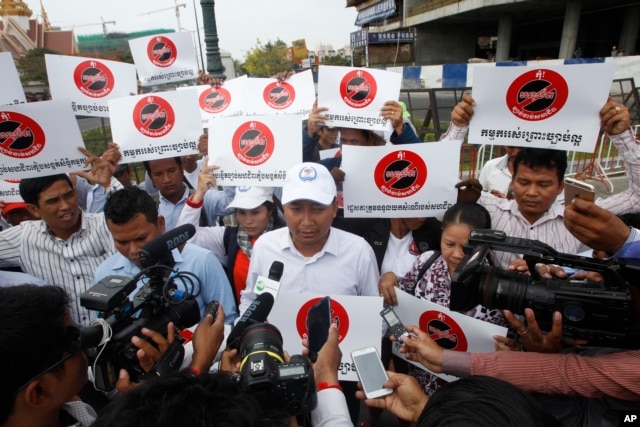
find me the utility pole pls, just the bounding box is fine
[200,0,225,79]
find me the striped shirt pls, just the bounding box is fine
[0,213,115,324]
[478,193,581,268]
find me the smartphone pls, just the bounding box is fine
[380,307,410,342]
[205,300,219,320]
[351,347,393,399]
[306,296,331,362]
[564,177,595,203]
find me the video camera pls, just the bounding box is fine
[237,321,317,416]
[450,230,640,348]
[79,224,201,391]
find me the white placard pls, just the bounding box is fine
[109,89,202,162]
[391,290,507,382]
[469,63,616,153]
[45,54,137,118]
[268,293,384,382]
[179,75,248,125]
[317,65,401,132]
[242,70,315,116]
[0,52,26,106]
[208,115,303,186]
[0,100,87,179]
[319,147,340,160]
[129,32,199,86]
[342,142,460,218]
[0,179,23,202]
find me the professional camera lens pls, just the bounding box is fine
[239,322,285,362]
[480,266,533,313]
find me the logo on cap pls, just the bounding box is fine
[0,111,46,158]
[73,60,115,98]
[147,36,178,68]
[506,69,568,121]
[299,166,318,182]
[132,96,175,138]
[340,69,378,109]
[237,186,252,193]
[374,150,427,198]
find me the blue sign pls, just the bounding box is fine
[355,0,396,26]
[368,31,415,44]
[350,29,369,48]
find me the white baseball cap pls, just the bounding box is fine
[227,186,274,209]
[281,162,336,205]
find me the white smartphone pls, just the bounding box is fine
[351,347,393,399]
[564,177,595,203]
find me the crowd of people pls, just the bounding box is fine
[1,70,640,427]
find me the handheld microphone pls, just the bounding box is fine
[140,224,196,268]
[226,292,275,349]
[268,261,284,281]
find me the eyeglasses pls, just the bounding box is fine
[15,326,82,394]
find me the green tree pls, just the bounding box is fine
[243,38,293,77]
[323,55,351,66]
[16,47,61,84]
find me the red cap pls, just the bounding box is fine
[2,202,27,217]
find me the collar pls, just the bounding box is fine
[158,184,190,205]
[280,227,339,258]
[496,154,510,170]
[40,210,87,238]
[510,200,564,225]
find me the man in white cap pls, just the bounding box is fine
[239,162,380,425]
[240,162,379,313]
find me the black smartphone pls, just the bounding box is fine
[205,300,219,320]
[306,296,331,362]
[380,307,410,342]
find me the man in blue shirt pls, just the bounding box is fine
[94,187,237,324]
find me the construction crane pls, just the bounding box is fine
[139,0,187,32]
[64,17,116,36]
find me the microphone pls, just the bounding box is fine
[140,224,196,268]
[226,292,275,349]
[268,261,284,281]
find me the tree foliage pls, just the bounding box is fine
[243,38,293,77]
[16,47,61,84]
[323,55,351,66]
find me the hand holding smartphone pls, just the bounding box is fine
[564,177,595,203]
[351,347,393,399]
[306,296,331,362]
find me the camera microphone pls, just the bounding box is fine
[140,224,196,268]
[227,292,275,349]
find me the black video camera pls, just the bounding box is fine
[80,225,201,391]
[238,322,317,416]
[450,230,640,348]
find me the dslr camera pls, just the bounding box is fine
[80,225,201,391]
[450,230,640,348]
[237,322,317,416]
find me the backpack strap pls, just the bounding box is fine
[415,251,441,284]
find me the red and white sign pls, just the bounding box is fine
[269,292,384,381]
[469,63,615,152]
[0,52,26,106]
[109,89,202,162]
[45,54,137,118]
[208,115,303,186]
[129,32,199,86]
[242,70,316,116]
[391,290,507,382]
[342,142,460,218]
[0,100,87,179]
[179,76,248,125]
[317,65,401,132]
